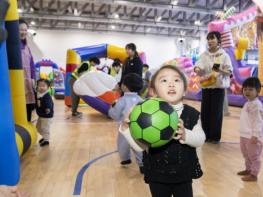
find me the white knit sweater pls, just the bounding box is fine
[240,98,263,141]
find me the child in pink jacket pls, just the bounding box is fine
[238,77,263,182]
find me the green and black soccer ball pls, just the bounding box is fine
[129,98,178,148]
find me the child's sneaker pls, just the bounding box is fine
[242,174,257,182]
[72,112,82,117]
[39,138,44,144]
[237,170,250,176]
[120,159,132,165]
[40,140,49,147]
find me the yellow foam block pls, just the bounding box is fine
[9,70,28,125]
[237,38,249,50]
[5,0,19,21]
[24,123,37,146]
[15,133,23,156]
[107,45,128,63]
[235,49,245,60]
[67,49,81,65]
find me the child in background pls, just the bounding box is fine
[36,79,54,147]
[237,77,263,182]
[108,73,144,173]
[121,65,205,197]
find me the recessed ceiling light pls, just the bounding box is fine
[146,27,151,32]
[18,8,23,13]
[78,22,83,28]
[156,16,162,22]
[113,13,119,19]
[194,20,202,25]
[171,0,178,5]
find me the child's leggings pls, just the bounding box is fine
[240,137,263,176]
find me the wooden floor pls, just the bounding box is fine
[18,100,263,197]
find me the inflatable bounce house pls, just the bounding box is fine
[0,0,37,186]
[35,59,65,99]
[165,6,263,106]
[65,44,146,115]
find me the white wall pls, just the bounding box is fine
[29,29,197,69]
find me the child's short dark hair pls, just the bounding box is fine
[89,57,100,65]
[242,77,262,92]
[112,59,121,67]
[123,73,143,93]
[143,64,149,69]
[150,65,188,91]
[37,79,51,87]
[207,31,221,44]
[19,19,28,27]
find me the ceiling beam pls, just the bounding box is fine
[21,13,208,31]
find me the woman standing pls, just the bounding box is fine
[120,43,143,86]
[19,20,35,122]
[194,31,233,143]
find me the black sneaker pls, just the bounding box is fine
[210,140,220,144]
[120,159,132,165]
[40,140,49,147]
[72,112,83,117]
[139,166,144,174]
[39,138,44,144]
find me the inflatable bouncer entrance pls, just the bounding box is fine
[65,44,146,114]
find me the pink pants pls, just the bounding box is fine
[240,137,263,176]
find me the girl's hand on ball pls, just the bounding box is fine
[174,119,186,141]
[121,122,129,131]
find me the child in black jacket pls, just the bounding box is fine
[120,65,205,197]
[36,79,54,147]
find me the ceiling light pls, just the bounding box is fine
[180,30,185,35]
[74,8,79,16]
[171,0,178,5]
[156,16,162,22]
[30,21,36,25]
[111,25,116,29]
[78,22,83,28]
[113,13,119,19]
[18,8,23,13]
[194,20,201,26]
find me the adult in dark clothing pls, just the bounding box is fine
[120,43,143,86]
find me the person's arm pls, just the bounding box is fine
[0,185,29,197]
[108,98,125,122]
[175,117,206,148]
[247,102,263,143]
[193,54,206,76]
[30,57,35,80]
[43,95,53,114]
[119,60,127,86]
[217,53,233,76]
[134,57,143,77]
